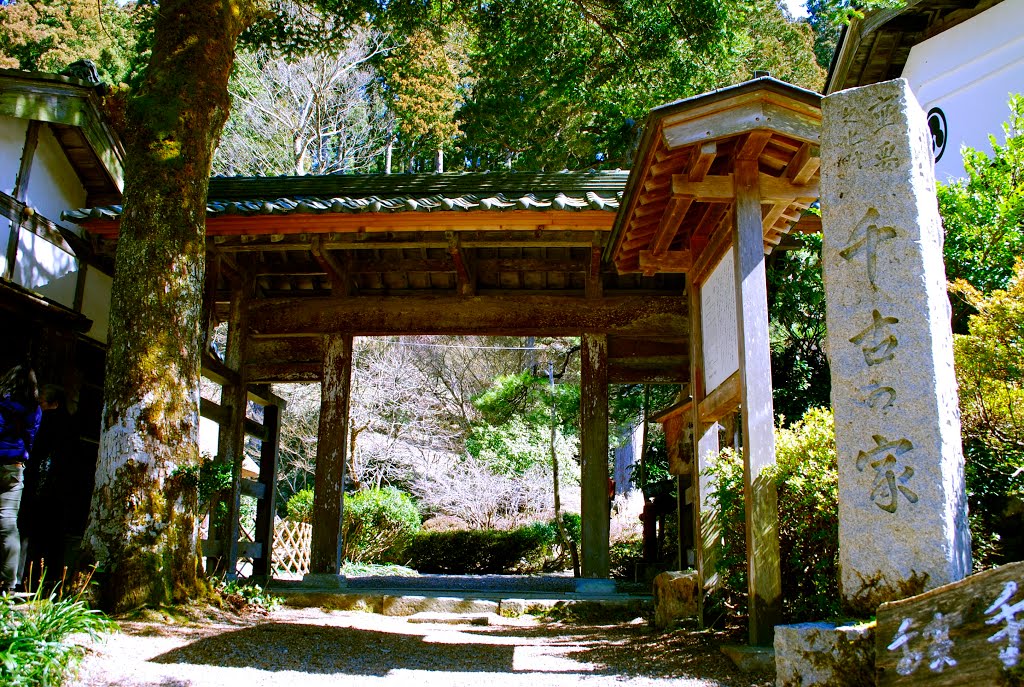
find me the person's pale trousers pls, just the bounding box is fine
[0,463,24,586]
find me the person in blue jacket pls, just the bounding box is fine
[0,365,40,593]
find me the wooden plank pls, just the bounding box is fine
[639,249,693,275]
[580,333,610,578]
[785,142,821,185]
[876,561,1024,686]
[240,477,265,499]
[608,365,688,384]
[216,279,252,578]
[246,362,321,383]
[690,218,733,288]
[310,333,353,575]
[447,231,476,297]
[733,158,782,646]
[252,400,282,578]
[736,130,772,161]
[310,236,351,296]
[5,121,40,280]
[586,237,603,300]
[201,540,263,559]
[698,369,741,423]
[688,142,717,182]
[246,294,688,338]
[650,194,695,256]
[672,173,818,204]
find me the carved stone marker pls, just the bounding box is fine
[820,78,971,615]
[876,561,1024,685]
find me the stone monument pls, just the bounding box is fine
[820,78,971,615]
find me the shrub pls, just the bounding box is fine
[0,585,116,686]
[609,537,643,580]
[404,524,558,574]
[286,487,314,524]
[705,407,839,623]
[342,487,421,564]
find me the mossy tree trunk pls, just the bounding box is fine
[84,0,256,613]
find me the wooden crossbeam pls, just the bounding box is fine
[310,236,351,296]
[650,194,695,256]
[247,294,688,338]
[639,249,693,275]
[785,142,821,185]
[672,173,819,204]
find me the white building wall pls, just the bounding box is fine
[902,0,1024,182]
[1,116,114,343]
[80,267,112,343]
[0,116,28,194]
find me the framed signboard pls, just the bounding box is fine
[700,247,739,393]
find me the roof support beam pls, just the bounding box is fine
[672,173,819,204]
[310,236,351,296]
[446,231,476,296]
[246,294,688,338]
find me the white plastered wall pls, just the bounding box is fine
[0,116,115,343]
[902,0,1024,182]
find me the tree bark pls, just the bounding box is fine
[84,0,256,613]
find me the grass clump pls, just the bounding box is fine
[213,578,283,613]
[0,581,116,686]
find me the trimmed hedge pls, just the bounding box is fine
[404,523,558,574]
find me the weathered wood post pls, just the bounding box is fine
[214,278,251,578]
[252,397,283,579]
[309,332,353,577]
[733,157,783,645]
[820,78,971,615]
[580,332,610,578]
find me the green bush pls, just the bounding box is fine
[404,524,559,574]
[609,537,643,580]
[0,586,116,686]
[342,487,421,564]
[705,407,839,623]
[286,487,314,524]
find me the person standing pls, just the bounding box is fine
[0,365,40,593]
[19,384,76,586]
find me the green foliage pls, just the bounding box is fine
[767,234,831,424]
[952,261,1024,568]
[609,537,644,580]
[214,578,283,613]
[286,487,315,524]
[339,562,419,577]
[0,585,116,686]
[939,95,1024,332]
[804,0,902,71]
[341,487,421,564]
[0,0,151,84]
[404,523,560,574]
[705,408,840,623]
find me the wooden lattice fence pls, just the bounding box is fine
[273,520,312,579]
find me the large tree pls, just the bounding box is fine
[83,0,259,612]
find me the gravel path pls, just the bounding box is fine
[73,606,774,687]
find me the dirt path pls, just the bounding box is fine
[73,606,773,687]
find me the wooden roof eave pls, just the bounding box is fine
[0,69,125,198]
[609,78,822,274]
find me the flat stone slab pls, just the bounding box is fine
[775,621,875,687]
[406,612,493,626]
[720,644,776,674]
[301,573,347,589]
[345,574,586,594]
[381,595,500,617]
[652,570,699,630]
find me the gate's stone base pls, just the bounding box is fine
[774,621,875,687]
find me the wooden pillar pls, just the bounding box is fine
[580,333,609,578]
[215,279,251,578]
[310,333,353,575]
[251,398,282,579]
[733,158,782,646]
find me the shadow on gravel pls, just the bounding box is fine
[151,623,520,676]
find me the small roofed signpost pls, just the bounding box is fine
[606,77,824,645]
[820,78,971,615]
